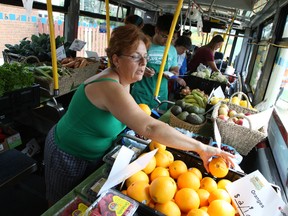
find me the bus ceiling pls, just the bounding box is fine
[118,0,283,30]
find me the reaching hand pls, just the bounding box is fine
[197,144,236,173]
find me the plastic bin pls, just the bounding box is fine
[0,83,40,115]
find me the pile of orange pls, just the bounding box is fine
[122,142,237,216]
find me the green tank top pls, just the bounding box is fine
[55,78,126,161]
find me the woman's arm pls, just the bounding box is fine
[90,81,234,171]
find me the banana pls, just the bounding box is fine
[194,94,205,108]
[191,89,204,97]
[184,98,197,104]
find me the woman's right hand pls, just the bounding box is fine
[144,67,155,77]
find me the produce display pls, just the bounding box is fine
[171,89,208,125]
[4,33,72,62]
[86,189,138,216]
[60,57,97,69]
[191,68,228,84]
[0,62,34,96]
[120,142,240,216]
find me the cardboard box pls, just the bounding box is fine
[0,125,22,153]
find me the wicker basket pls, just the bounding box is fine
[211,97,267,156]
[169,112,207,133]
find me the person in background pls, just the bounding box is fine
[131,13,185,110]
[44,24,235,206]
[182,29,192,38]
[142,23,155,41]
[188,34,224,73]
[174,35,192,75]
[124,14,144,28]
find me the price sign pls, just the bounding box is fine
[56,45,66,60]
[226,170,288,216]
[69,39,86,51]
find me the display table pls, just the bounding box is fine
[0,149,38,188]
[41,163,110,216]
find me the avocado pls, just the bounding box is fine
[198,114,206,122]
[186,105,199,114]
[186,113,204,125]
[197,107,206,114]
[176,111,189,121]
[175,100,186,109]
[171,105,182,116]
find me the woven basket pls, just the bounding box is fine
[169,112,207,133]
[211,99,267,156]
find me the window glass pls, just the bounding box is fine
[77,16,123,57]
[34,0,64,6]
[282,15,288,38]
[249,41,269,93]
[80,0,127,20]
[261,22,273,40]
[0,4,64,65]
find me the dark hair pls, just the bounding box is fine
[124,14,144,28]
[182,30,192,37]
[209,35,224,45]
[174,36,192,50]
[156,13,179,33]
[142,23,155,38]
[106,25,150,68]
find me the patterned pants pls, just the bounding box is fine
[44,125,103,204]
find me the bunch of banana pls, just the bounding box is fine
[183,89,208,108]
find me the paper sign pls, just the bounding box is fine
[213,86,225,99]
[243,107,273,130]
[56,45,66,60]
[69,39,86,51]
[86,50,99,60]
[98,147,158,195]
[226,170,288,216]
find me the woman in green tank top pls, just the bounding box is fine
[44,24,236,206]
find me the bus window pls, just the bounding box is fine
[34,0,64,7]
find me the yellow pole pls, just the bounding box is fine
[105,0,111,67]
[220,16,235,52]
[154,0,183,98]
[46,0,59,96]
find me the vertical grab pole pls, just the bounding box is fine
[105,0,111,67]
[46,0,59,96]
[154,0,184,99]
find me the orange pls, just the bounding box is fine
[207,200,235,216]
[154,200,181,216]
[169,160,188,179]
[196,189,210,207]
[149,140,166,152]
[142,155,157,174]
[164,150,174,164]
[217,179,232,191]
[177,172,200,190]
[187,209,209,216]
[199,206,208,212]
[208,188,231,204]
[139,103,151,115]
[154,151,171,168]
[147,200,155,209]
[208,157,229,178]
[150,167,170,182]
[149,176,177,204]
[188,167,203,180]
[127,181,151,205]
[121,190,127,195]
[200,177,217,193]
[174,188,200,213]
[125,170,149,188]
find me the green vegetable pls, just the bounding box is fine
[0,62,34,96]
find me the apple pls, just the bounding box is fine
[228,109,237,117]
[230,117,238,124]
[236,119,244,125]
[245,112,251,116]
[220,104,229,110]
[218,107,229,116]
[237,113,245,118]
[218,114,228,121]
